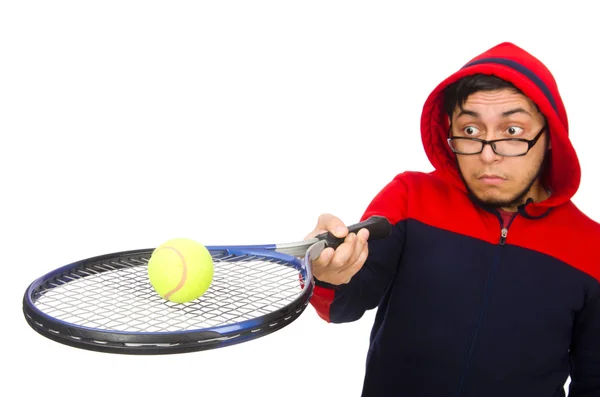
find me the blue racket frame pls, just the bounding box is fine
[23,244,315,355]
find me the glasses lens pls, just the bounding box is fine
[450,139,481,154]
[493,140,529,156]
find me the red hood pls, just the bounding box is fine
[420,42,580,215]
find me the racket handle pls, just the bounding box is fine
[315,215,392,250]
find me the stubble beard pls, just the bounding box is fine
[457,153,547,210]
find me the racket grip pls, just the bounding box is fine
[316,215,392,250]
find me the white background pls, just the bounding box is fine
[2,1,599,396]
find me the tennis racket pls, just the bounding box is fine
[23,215,391,355]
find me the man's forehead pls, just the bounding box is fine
[465,89,532,103]
[457,89,539,116]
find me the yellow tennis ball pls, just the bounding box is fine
[147,238,214,303]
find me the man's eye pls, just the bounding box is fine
[464,126,480,135]
[507,126,524,135]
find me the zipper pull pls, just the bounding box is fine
[499,228,508,245]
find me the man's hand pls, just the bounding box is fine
[305,213,370,285]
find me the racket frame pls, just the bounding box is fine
[23,244,316,355]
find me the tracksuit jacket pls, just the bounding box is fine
[309,42,600,397]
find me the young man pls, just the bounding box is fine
[305,42,600,397]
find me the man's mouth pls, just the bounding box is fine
[477,174,507,185]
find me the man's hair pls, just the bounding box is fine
[443,74,527,118]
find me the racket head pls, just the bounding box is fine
[23,243,316,355]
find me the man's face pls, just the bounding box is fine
[450,88,549,211]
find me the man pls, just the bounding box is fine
[305,42,600,397]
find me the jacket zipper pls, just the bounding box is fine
[457,210,518,396]
[500,227,508,245]
[498,208,519,245]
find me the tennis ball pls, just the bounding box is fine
[147,238,214,303]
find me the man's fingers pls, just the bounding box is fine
[312,247,334,268]
[357,227,370,242]
[315,241,369,285]
[346,228,369,266]
[331,228,369,270]
[338,246,369,284]
[328,233,358,269]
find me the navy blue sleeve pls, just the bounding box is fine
[314,220,406,323]
[308,174,409,323]
[569,284,600,396]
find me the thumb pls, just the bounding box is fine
[305,213,348,240]
[319,213,348,238]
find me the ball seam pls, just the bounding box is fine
[155,246,188,300]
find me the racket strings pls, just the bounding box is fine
[32,251,307,333]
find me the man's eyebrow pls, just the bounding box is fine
[501,108,532,117]
[456,109,479,119]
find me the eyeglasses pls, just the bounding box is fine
[447,124,547,157]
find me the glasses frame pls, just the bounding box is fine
[447,124,548,157]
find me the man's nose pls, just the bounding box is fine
[479,142,500,163]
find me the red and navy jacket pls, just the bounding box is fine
[309,42,600,397]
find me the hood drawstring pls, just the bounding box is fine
[518,197,552,220]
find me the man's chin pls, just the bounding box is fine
[470,190,522,209]
[459,165,543,211]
